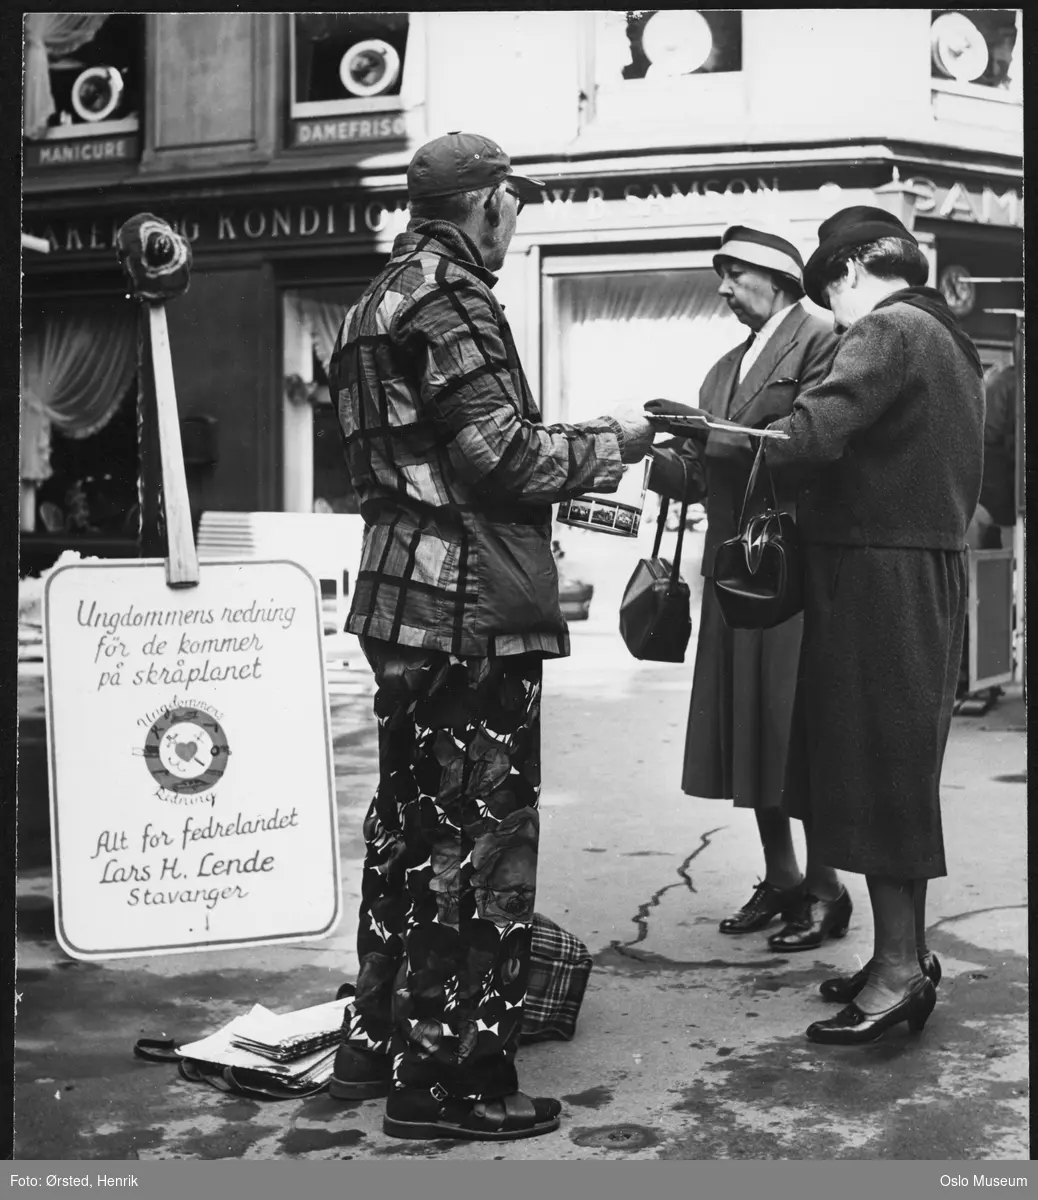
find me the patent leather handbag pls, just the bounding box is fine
[619,465,692,662]
[712,440,803,630]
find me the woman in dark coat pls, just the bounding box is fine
[765,206,985,1044]
[648,223,847,950]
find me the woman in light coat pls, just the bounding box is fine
[648,224,847,952]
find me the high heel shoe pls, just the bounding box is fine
[806,977,937,1045]
[819,951,941,1004]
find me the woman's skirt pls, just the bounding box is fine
[681,582,804,810]
[785,544,967,879]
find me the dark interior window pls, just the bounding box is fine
[931,9,1018,89]
[35,382,141,537]
[45,14,143,129]
[294,13,409,105]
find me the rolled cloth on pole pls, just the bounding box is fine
[116,213,192,302]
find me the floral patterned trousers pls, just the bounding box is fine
[346,637,543,1101]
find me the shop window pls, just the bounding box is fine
[587,11,745,134]
[596,10,741,86]
[541,254,743,426]
[291,13,409,116]
[23,14,143,143]
[20,301,139,535]
[930,10,1021,95]
[282,289,361,515]
[34,387,141,539]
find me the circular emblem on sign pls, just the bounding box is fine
[339,39,401,97]
[938,264,976,317]
[143,706,230,794]
[71,66,125,123]
[930,12,989,84]
[642,10,714,77]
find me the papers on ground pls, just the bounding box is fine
[177,998,348,1087]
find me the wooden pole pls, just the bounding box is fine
[116,213,197,588]
[146,303,199,588]
[136,311,165,557]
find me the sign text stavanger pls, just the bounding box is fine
[43,559,340,959]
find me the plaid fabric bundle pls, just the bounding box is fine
[519,913,593,1045]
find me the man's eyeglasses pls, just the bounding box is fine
[486,185,525,217]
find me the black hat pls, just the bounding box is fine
[407,131,544,202]
[803,206,919,308]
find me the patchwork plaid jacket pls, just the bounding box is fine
[329,220,625,658]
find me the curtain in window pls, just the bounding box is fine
[555,269,744,426]
[23,13,111,138]
[20,304,138,482]
[295,296,348,377]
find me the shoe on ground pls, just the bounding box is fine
[819,951,942,1004]
[328,1043,391,1100]
[806,976,937,1045]
[767,885,852,952]
[383,1085,561,1141]
[719,879,806,935]
[763,888,849,950]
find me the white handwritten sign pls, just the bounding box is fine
[43,559,341,960]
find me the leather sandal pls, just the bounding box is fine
[383,1085,562,1141]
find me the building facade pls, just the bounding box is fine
[21,11,1023,586]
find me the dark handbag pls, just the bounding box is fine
[712,439,803,630]
[618,466,692,662]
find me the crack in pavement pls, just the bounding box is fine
[927,903,1028,932]
[613,826,726,951]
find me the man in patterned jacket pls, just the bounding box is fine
[327,131,655,1142]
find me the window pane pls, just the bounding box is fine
[931,9,1020,89]
[553,269,744,425]
[37,384,140,538]
[44,14,143,131]
[597,10,742,86]
[294,13,409,105]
